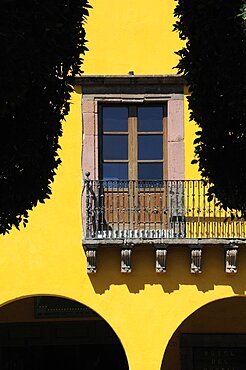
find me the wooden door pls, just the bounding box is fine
[99,104,168,238]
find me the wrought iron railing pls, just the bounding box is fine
[84,176,246,240]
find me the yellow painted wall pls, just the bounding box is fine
[0,2,244,370]
[82,0,180,75]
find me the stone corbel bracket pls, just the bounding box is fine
[155,246,168,273]
[190,247,202,274]
[225,245,238,274]
[85,246,97,274]
[121,246,133,273]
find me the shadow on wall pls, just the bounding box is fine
[161,296,246,370]
[87,245,246,294]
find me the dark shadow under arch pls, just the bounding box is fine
[161,296,246,370]
[0,295,129,370]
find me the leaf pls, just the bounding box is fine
[0,0,91,234]
[174,0,246,215]
[191,159,198,164]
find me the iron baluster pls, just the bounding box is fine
[85,172,92,238]
[83,179,246,240]
[192,181,195,238]
[127,180,131,238]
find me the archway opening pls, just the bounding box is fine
[161,296,246,370]
[0,296,129,370]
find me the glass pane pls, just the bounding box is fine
[103,107,128,132]
[138,135,163,160]
[103,135,128,160]
[103,163,128,180]
[138,107,163,132]
[138,163,163,180]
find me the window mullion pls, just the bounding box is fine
[128,106,138,181]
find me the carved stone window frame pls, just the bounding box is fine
[77,75,185,181]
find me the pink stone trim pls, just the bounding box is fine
[82,98,98,179]
[167,99,184,180]
[82,98,98,236]
[82,99,95,114]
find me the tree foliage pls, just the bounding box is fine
[0,0,91,234]
[174,0,246,214]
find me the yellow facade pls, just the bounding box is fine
[0,1,245,369]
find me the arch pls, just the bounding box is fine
[0,292,128,347]
[0,295,129,370]
[161,296,246,370]
[0,292,105,316]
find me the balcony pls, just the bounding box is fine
[83,176,246,273]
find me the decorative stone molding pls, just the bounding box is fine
[190,248,202,274]
[86,248,97,274]
[225,246,238,273]
[155,248,168,273]
[82,239,245,274]
[121,248,132,273]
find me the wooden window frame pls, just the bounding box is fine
[98,103,168,181]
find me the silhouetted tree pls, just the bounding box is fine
[0,0,91,234]
[174,0,246,215]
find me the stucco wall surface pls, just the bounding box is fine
[0,2,244,370]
